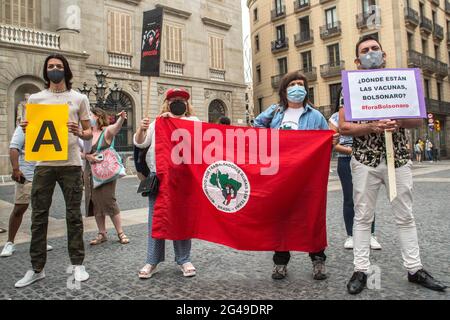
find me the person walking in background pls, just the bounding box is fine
[414,139,423,163]
[425,139,433,162]
[16,93,30,126]
[84,108,129,245]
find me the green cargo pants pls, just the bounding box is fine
[30,166,84,271]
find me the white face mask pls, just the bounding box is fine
[359,51,384,69]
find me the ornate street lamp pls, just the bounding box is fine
[109,82,122,103]
[95,67,108,85]
[78,82,92,99]
[79,67,122,110]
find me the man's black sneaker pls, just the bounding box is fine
[272,264,287,280]
[312,257,327,280]
[347,271,367,295]
[408,269,447,291]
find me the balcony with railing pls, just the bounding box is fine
[0,24,60,49]
[108,53,132,69]
[435,60,449,79]
[320,21,342,40]
[356,11,381,30]
[430,0,440,6]
[320,61,345,78]
[271,6,286,22]
[407,50,423,67]
[404,7,420,28]
[294,30,313,46]
[422,55,437,74]
[294,0,310,13]
[210,69,226,81]
[271,73,286,89]
[319,0,333,4]
[407,50,449,77]
[164,61,184,76]
[426,98,450,115]
[300,66,317,82]
[446,0,450,14]
[271,37,289,53]
[419,17,433,35]
[433,24,444,41]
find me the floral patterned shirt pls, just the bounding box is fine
[352,126,410,168]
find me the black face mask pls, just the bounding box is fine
[47,69,65,84]
[169,101,187,116]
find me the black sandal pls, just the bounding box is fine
[0,228,6,233]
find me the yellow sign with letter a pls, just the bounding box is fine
[25,104,69,161]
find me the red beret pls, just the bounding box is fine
[165,88,190,100]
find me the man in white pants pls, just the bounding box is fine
[339,35,447,294]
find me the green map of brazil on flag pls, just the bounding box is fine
[153,118,334,252]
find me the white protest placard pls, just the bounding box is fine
[342,68,426,121]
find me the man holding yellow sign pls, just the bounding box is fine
[15,54,93,288]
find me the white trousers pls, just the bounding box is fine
[351,157,423,273]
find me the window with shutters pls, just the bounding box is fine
[164,24,183,63]
[209,35,225,70]
[107,10,132,55]
[1,0,40,28]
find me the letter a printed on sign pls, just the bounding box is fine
[25,104,69,161]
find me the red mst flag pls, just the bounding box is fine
[153,117,334,252]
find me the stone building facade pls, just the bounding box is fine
[248,0,450,157]
[0,0,247,174]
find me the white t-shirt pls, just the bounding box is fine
[280,107,304,130]
[27,89,91,167]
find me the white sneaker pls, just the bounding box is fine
[15,270,45,288]
[1,242,15,257]
[46,244,53,251]
[370,235,382,250]
[73,265,89,282]
[344,236,354,249]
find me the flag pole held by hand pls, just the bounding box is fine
[385,130,397,202]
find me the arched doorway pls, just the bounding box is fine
[208,99,227,123]
[105,91,135,151]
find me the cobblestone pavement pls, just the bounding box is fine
[0,163,449,300]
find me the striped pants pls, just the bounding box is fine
[146,194,192,265]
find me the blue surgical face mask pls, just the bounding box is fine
[287,85,307,103]
[90,118,97,127]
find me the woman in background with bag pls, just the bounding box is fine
[84,108,129,245]
[134,88,199,279]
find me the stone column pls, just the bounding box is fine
[57,0,82,52]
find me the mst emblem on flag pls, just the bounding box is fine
[202,161,250,213]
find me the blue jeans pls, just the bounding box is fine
[146,194,192,265]
[337,157,375,236]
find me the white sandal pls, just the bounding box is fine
[138,264,157,279]
[180,262,196,277]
